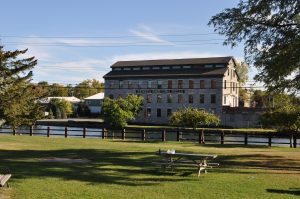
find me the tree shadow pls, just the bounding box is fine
[266,188,300,196]
[0,148,196,186]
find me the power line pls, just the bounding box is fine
[0,32,219,39]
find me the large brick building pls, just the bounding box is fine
[103,56,239,124]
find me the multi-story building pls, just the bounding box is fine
[103,56,239,124]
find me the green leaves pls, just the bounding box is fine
[209,0,300,92]
[169,108,220,129]
[102,95,144,129]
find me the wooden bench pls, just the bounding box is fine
[0,169,11,188]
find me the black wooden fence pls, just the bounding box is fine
[0,126,298,148]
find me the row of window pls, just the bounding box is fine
[144,108,216,118]
[109,79,222,89]
[113,64,225,71]
[146,93,216,104]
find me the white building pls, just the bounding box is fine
[84,92,104,114]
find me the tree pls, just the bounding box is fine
[47,98,73,119]
[260,93,300,132]
[74,79,104,99]
[236,61,250,106]
[169,108,220,129]
[209,0,300,92]
[0,46,45,127]
[102,95,143,129]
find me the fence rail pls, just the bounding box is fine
[0,126,298,148]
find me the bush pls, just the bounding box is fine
[169,108,220,129]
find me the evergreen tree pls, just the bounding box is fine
[0,46,45,127]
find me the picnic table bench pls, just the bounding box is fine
[153,150,219,177]
[0,169,11,188]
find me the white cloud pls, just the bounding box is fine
[129,24,172,44]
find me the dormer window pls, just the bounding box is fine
[172,66,181,69]
[183,65,191,69]
[142,67,150,70]
[133,67,140,70]
[114,68,121,71]
[162,66,170,70]
[216,64,224,67]
[152,66,160,70]
[204,64,213,68]
[124,67,131,71]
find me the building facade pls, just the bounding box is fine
[104,57,239,124]
[84,92,104,114]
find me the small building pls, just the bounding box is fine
[104,56,240,124]
[84,92,104,114]
[38,96,81,104]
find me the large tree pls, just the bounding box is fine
[0,46,45,127]
[209,0,300,92]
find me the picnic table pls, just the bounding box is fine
[153,150,219,177]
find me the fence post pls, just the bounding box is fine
[162,130,166,142]
[30,126,33,136]
[290,133,293,148]
[268,134,272,147]
[47,126,50,137]
[220,130,224,144]
[142,129,146,141]
[83,127,86,138]
[177,129,181,142]
[201,129,205,144]
[64,127,68,138]
[101,128,105,139]
[244,133,248,145]
[13,127,16,136]
[122,128,125,140]
[293,133,297,148]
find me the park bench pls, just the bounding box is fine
[153,150,219,177]
[0,169,11,188]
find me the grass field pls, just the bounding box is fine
[0,135,299,199]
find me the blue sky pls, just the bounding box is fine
[0,0,257,85]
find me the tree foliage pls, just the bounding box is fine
[209,0,300,91]
[74,79,104,99]
[102,95,143,129]
[0,46,45,127]
[46,98,73,119]
[260,93,300,132]
[169,108,220,129]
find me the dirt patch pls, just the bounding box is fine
[39,157,91,164]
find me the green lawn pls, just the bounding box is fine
[0,135,299,199]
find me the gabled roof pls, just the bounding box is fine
[104,56,236,79]
[111,56,234,68]
[84,92,104,100]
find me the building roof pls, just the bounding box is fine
[38,96,81,104]
[104,56,236,79]
[111,56,234,67]
[84,92,104,100]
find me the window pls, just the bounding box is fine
[173,66,181,69]
[119,80,123,88]
[124,67,131,71]
[178,80,183,89]
[216,64,224,68]
[167,109,172,117]
[142,67,150,70]
[147,94,152,103]
[211,80,216,89]
[178,94,184,103]
[162,66,170,69]
[157,80,163,89]
[147,80,152,89]
[167,94,172,103]
[133,67,140,70]
[233,82,235,91]
[152,66,160,70]
[183,65,191,69]
[236,83,238,94]
[200,94,205,104]
[224,96,227,104]
[189,80,194,89]
[211,94,216,104]
[157,94,162,103]
[114,68,121,71]
[204,64,213,68]
[227,69,230,76]
[157,109,161,117]
[168,80,172,89]
[224,80,227,89]
[200,80,205,89]
[233,70,236,78]
[189,94,193,104]
[128,81,133,89]
[138,81,143,88]
[109,82,114,88]
[147,108,151,117]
